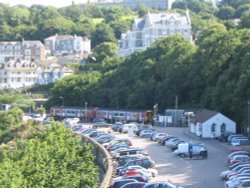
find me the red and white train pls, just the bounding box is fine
[50,106,147,122]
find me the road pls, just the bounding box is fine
[107,126,230,188]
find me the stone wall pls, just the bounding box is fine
[82,135,113,188]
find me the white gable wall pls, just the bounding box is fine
[202,113,236,138]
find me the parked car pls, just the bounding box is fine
[120,182,146,188]
[104,139,132,149]
[143,181,184,188]
[117,155,149,167]
[114,148,148,159]
[228,135,245,142]
[119,157,155,169]
[122,124,139,134]
[151,133,168,142]
[224,176,250,188]
[108,179,138,188]
[229,155,250,166]
[227,151,250,162]
[236,179,250,188]
[117,165,157,177]
[139,130,156,138]
[113,175,149,183]
[93,121,110,128]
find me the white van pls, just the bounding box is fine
[122,123,138,134]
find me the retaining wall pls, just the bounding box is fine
[82,135,113,188]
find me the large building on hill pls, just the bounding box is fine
[0,40,46,64]
[117,11,192,57]
[44,34,91,56]
[95,0,175,10]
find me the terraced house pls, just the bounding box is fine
[0,40,46,63]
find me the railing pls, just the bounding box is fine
[81,135,113,188]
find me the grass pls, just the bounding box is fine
[92,18,104,25]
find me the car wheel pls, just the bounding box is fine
[180,153,185,157]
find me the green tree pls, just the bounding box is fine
[216,6,235,20]
[240,11,250,28]
[91,23,117,47]
[137,4,149,17]
[235,4,250,18]
[0,122,99,188]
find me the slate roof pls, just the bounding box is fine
[193,109,218,123]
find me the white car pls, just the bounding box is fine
[152,133,168,141]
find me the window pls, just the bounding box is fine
[221,123,226,133]
[211,123,216,133]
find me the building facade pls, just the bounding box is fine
[37,63,73,85]
[44,34,91,56]
[190,109,236,138]
[117,11,192,57]
[0,60,41,89]
[0,40,46,64]
[0,60,73,89]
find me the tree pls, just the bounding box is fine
[6,6,30,27]
[0,122,99,188]
[110,20,133,39]
[59,5,81,22]
[92,42,118,62]
[216,6,235,20]
[91,23,117,47]
[38,16,76,39]
[235,4,250,18]
[240,11,250,28]
[138,4,149,17]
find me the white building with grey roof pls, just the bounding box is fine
[44,34,91,56]
[0,60,73,89]
[117,11,192,57]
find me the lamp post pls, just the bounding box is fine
[153,104,158,125]
[59,96,64,121]
[85,102,88,122]
[248,102,250,138]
